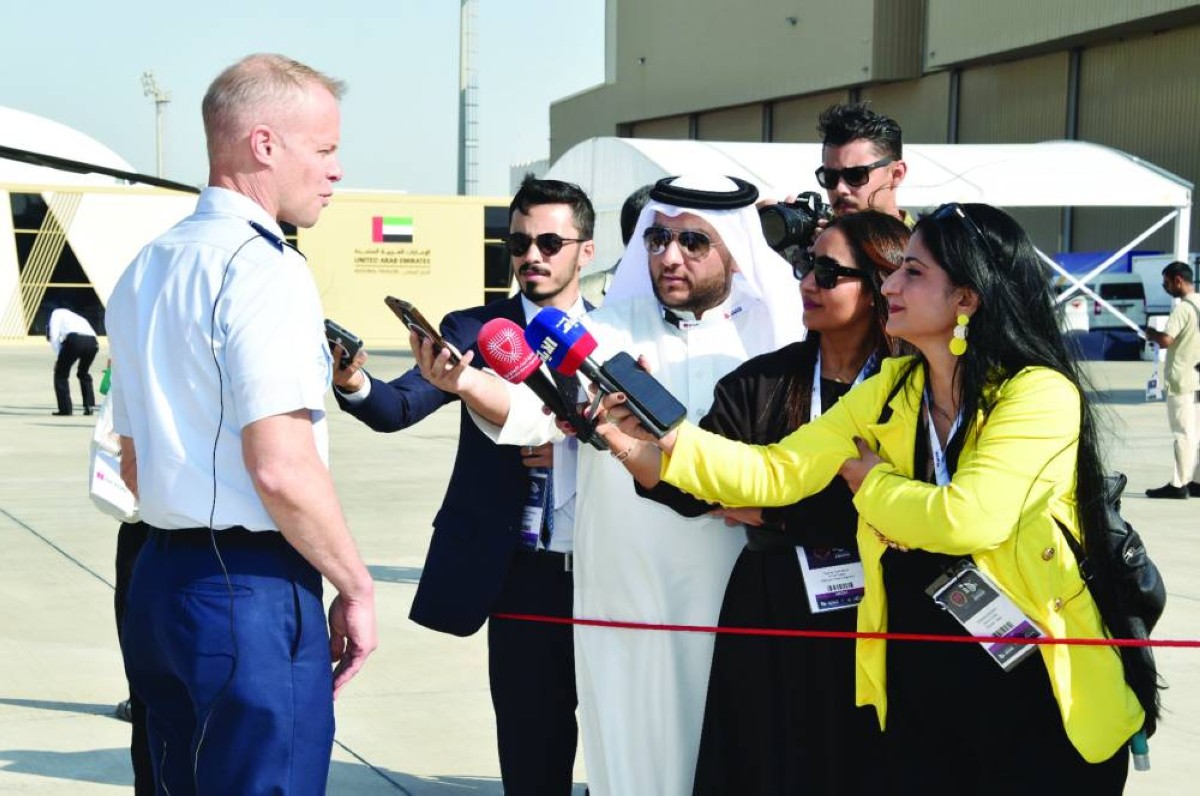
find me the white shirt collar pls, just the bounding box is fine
[196,186,287,240]
[520,293,587,326]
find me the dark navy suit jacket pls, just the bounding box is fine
[335,295,544,637]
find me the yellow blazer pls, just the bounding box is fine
[662,356,1143,762]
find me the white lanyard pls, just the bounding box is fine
[810,348,879,422]
[923,387,963,486]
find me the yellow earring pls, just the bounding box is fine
[950,314,969,356]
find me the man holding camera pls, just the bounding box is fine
[817,102,912,226]
[1144,260,1200,499]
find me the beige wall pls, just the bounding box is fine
[1073,24,1200,252]
[957,52,1069,143]
[697,104,762,142]
[552,0,923,156]
[925,0,1200,68]
[771,91,850,143]
[302,193,511,346]
[551,2,1198,258]
[630,115,690,140]
[549,84,620,162]
[955,52,1071,250]
[859,73,951,144]
[607,0,876,121]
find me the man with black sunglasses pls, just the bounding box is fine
[332,174,594,794]
[817,102,912,227]
[567,175,804,795]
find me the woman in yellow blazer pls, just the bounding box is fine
[601,203,1149,791]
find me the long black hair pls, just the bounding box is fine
[912,203,1160,726]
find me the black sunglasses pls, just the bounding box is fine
[505,232,588,257]
[814,156,895,190]
[793,251,868,289]
[643,225,723,260]
[929,203,1000,262]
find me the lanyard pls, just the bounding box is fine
[810,348,879,422]
[923,387,963,486]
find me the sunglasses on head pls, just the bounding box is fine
[642,225,724,260]
[929,202,1000,262]
[793,251,868,289]
[505,232,588,257]
[814,156,895,190]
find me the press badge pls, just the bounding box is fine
[519,470,550,550]
[926,560,1042,671]
[797,546,865,613]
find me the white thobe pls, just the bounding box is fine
[575,281,797,795]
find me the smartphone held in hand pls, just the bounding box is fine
[324,319,363,368]
[384,296,461,365]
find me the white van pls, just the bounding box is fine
[1054,274,1147,331]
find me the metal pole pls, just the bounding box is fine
[155,100,164,178]
[141,71,170,178]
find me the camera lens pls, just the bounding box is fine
[758,206,790,249]
[757,192,830,253]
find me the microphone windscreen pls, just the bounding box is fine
[524,307,597,377]
[478,318,541,384]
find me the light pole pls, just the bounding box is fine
[141,71,170,178]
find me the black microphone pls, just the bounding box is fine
[477,318,607,450]
[524,308,688,438]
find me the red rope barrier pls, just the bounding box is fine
[491,612,1200,648]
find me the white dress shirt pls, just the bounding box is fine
[47,308,96,355]
[107,187,332,531]
[467,294,587,553]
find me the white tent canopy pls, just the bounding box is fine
[0,105,135,187]
[548,137,1193,335]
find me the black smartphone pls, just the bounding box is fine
[384,296,461,365]
[324,318,363,369]
[598,351,688,437]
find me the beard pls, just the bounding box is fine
[517,256,575,303]
[653,268,733,316]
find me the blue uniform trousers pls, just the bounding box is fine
[122,528,335,795]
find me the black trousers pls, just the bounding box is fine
[53,332,98,413]
[114,521,154,795]
[488,550,578,796]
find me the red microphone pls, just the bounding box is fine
[477,318,606,450]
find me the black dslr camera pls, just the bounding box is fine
[757,191,832,256]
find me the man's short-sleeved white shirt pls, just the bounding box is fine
[1164,294,1200,394]
[107,187,333,530]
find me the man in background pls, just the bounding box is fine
[1145,260,1200,498]
[816,102,912,226]
[46,306,98,416]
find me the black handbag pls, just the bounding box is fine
[1057,472,1166,735]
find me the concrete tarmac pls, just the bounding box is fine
[0,341,1195,793]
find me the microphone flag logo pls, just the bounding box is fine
[479,318,541,383]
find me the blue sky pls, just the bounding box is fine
[0,1,605,196]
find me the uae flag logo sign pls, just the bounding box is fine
[372,216,414,243]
